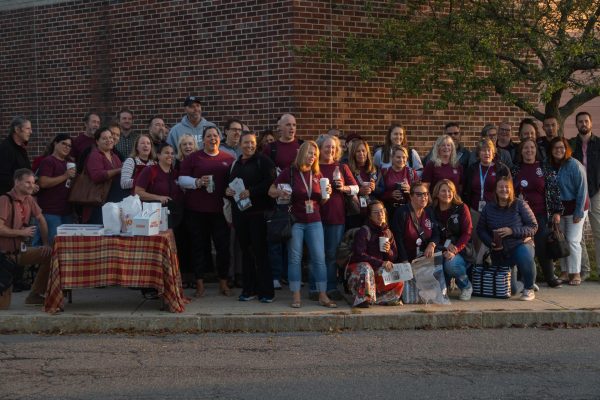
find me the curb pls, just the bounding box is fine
[2,310,600,334]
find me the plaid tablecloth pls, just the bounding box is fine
[44,230,187,313]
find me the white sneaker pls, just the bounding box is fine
[520,289,535,301]
[459,286,472,301]
[533,283,540,292]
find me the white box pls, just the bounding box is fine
[57,224,105,236]
[132,210,160,236]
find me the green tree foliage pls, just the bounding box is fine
[303,0,600,124]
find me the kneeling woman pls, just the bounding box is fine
[346,200,403,307]
[476,177,538,301]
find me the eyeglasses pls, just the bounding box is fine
[412,192,429,197]
[447,131,460,136]
[60,142,72,148]
[228,128,243,133]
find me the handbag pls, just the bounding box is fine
[266,206,295,242]
[471,263,512,299]
[546,222,570,259]
[402,253,450,304]
[68,169,112,206]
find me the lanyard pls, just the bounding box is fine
[299,170,313,199]
[479,163,491,200]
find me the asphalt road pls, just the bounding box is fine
[1,328,600,399]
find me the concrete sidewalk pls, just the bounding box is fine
[1,282,600,333]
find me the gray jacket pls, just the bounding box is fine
[167,115,219,153]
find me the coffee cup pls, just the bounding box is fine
[379,236,389,252]
[320,178,330,200]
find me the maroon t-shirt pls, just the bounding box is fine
[468,163,499,210]
[274,167,323,223]
[422,161,463,191]
[71,133,95,162]
[262,140,301,170]
[381,167,418,204]
[36,155,72,216]
[180,150,234,213]
[401,210,434,261]
[319,163,357,225]
[135,165,183,203]
[514,162,546,216]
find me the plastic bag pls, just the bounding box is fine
[120,195,142,235]
[102,202,122,235]
[402,252,450,305]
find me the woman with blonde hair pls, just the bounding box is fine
[432,179,473,300]
[120,134,156,191]
[268,141,336,308]
[422,135,463,192]
[175,133,199,168]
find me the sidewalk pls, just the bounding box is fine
[2,282,600,333]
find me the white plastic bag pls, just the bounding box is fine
[120,195,142,235]
[102,203,121,235]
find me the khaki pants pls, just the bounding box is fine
[15,247,51,296]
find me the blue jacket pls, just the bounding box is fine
[555,158,588,220]
[477,198,538,252]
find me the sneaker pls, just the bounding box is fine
[25,293,44,305]
[533,283,540,292]
[273,280,282,290]
[520,289,535,301]
[353,300,370,308]
[238,294,257,302]
[259,296,274,303]
[459,286,473,301]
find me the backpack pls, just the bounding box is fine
[335,226,371,269]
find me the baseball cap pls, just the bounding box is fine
[183,96,202,107]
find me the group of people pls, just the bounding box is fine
[0,96,598,309]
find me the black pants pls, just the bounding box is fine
[186,210,230,280]
[233,210,274,298]
[533,214,555,282]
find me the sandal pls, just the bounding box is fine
[290,301,302,308]
[319,299,338,308]
[569,279,581,286]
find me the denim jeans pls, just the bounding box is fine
[309,223,344,293]
[33,214,74,246]
[287,222,327,293]
[443,253,470,290]
[491,242,536,289]
[559,211,587,274]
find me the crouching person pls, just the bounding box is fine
[0,169,52,305]
[346,200,403,308]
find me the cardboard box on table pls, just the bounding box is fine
[132,203,161,236]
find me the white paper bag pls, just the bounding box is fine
[102,203,121,235]
[120,195,142,235]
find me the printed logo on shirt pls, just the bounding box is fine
[424,218,432,229]
[222,161,229,166]
[491,172,496,176]
[536,167,543,177]
[520,180,528,188]
[453,169,458,174]
[451,214,459,223]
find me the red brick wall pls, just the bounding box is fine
[0,0,556,158]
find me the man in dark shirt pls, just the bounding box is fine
[148,116,168,153]
[71,111,101,162]
[496,121,517,161]
[0,117,34,195]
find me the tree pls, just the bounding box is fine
[303,0,600,130]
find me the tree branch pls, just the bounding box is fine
[559,90,600,118]
[582,4,600,40]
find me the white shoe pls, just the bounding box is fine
[459,286,472,301]
[520,289,535,301]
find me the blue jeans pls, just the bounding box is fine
[33,214,74,246]
[443,253,470,290]
[310,223,344,293]
[491,242,536,290]
[287,222,327,293]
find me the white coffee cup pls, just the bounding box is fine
[320,177,330,200]
[379,236,389,252]
[66,162,76,170]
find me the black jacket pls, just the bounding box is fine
[227,153,276,213]
[0,135,31,195]
[569,134,600,198]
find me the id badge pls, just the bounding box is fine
[20,242,27,253]
[305,200,314,214]
[478,200,486,212]
[359,196,368,208]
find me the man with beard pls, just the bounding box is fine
[569,112,600,278]
[114,108,139,158]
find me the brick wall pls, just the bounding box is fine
[0,0,583,159]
